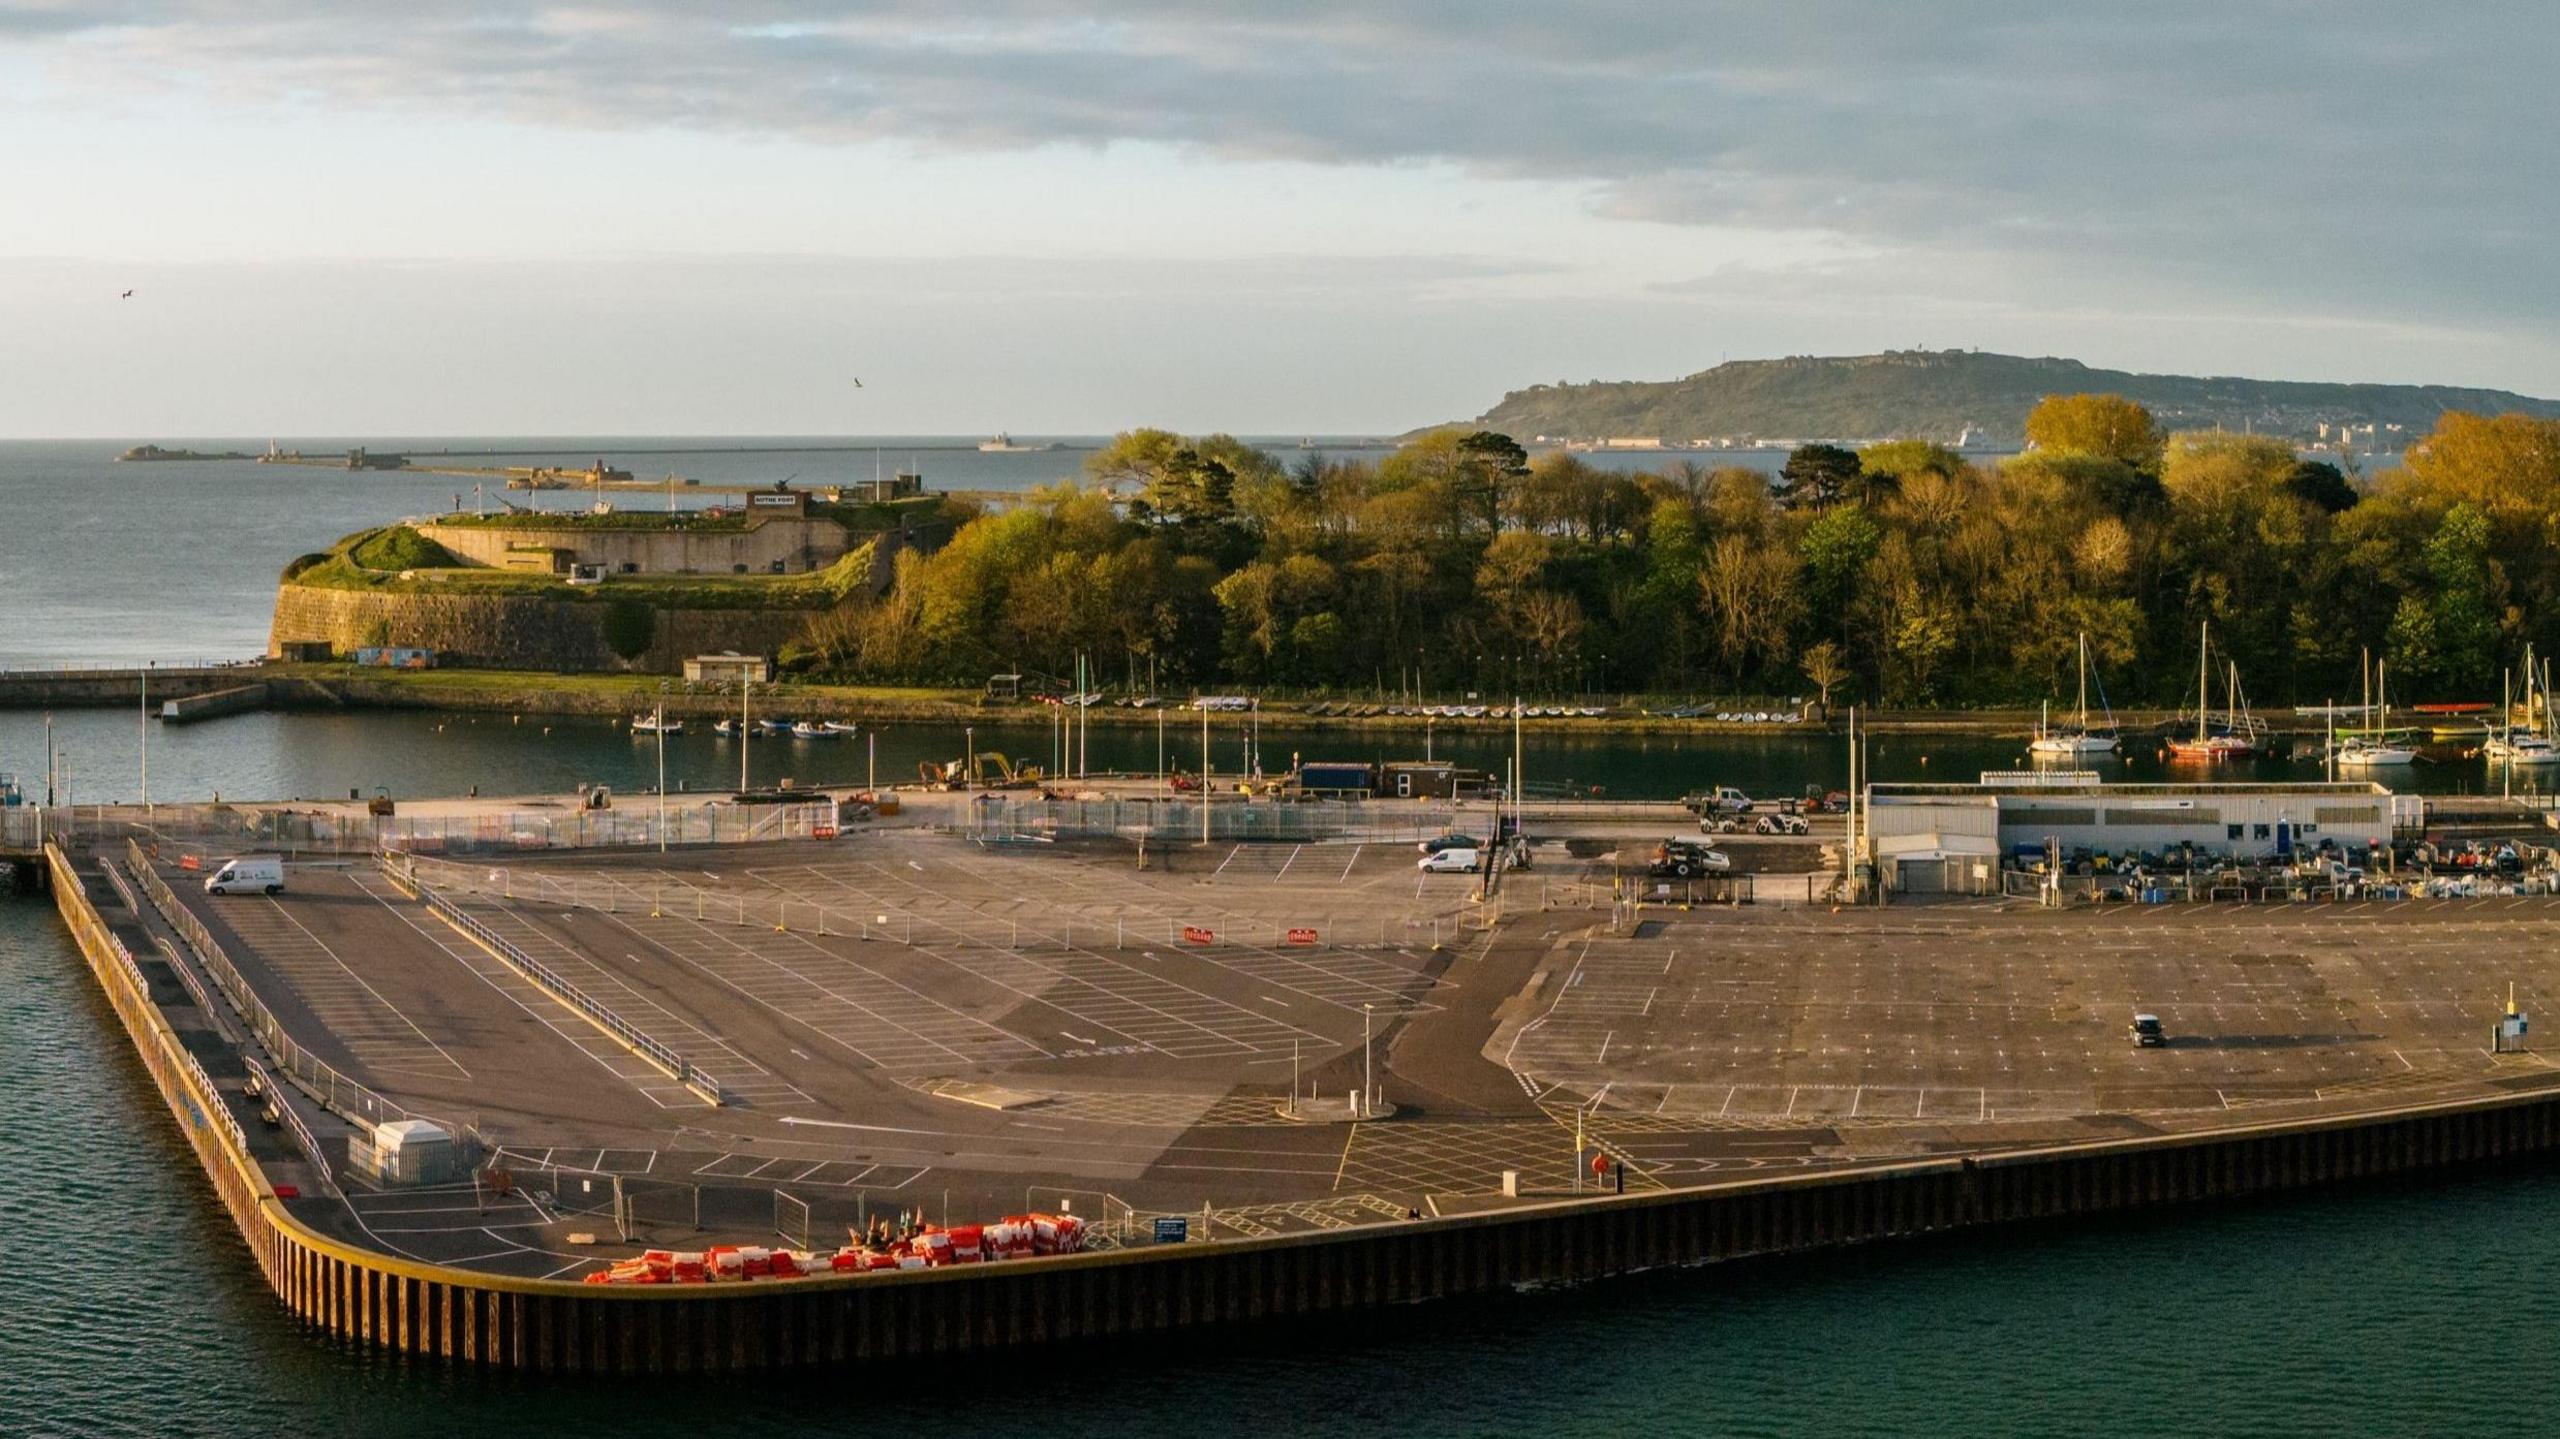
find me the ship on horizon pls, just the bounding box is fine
[978,432,1059,453]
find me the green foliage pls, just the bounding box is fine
[282,551,328,579]
[1778,444,1862,509]
[333,407,2560,708]
[348,526,462,572]
[2285,460,2359,514]
[600,600,656,661]
[2025,393,2163,467]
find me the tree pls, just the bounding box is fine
[1797,503,1882,628]
[1778,444,1862,509]
[2024,393,2163,468]
[2285,460,2358,514]
[1801,639,1850,711]
[2421,502,2499,692]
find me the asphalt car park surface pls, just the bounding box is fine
[145,832,2560,1276]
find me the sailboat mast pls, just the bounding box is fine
[2197,621,2210,743]
[2077,632,2090,732]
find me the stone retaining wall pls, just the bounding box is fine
[267,584,827,674]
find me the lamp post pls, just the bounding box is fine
[739,675,752,793]
[139,662,150,813]
[1361,1002,1375,1118]
[965,725,975,786]
[656,681,669,852]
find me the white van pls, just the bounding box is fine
[204,856,284,896]
[1417,847,1480,874]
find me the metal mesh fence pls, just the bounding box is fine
[23,798,841,858]
[123,838,462,1139]
[396,850,1489,951]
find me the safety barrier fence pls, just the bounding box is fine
[49,850,256,1169]
[397,850,1490,953]
[19,798,844,858]
[243,1055,338,1196]
[388,855,722,1105]
[124,838,454,1137]
[1993,867,2560,906]
[959,796,1477,845]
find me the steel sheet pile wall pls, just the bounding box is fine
[47,844,2560,1373]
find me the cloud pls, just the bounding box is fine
[14,3,2560,368]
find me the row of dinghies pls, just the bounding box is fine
[628,714,859,739]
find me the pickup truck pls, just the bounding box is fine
[1681,786,1755,817]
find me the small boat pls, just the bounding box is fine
[630,714,683,736]
[790,721,840,739]
[758,718,795,734]
[823,720,859,735]
[2165,622,2266,761]
[2029,632,2120,757]
[712,718,739,737]
[2486,649,2559,762]
[2332,656,2414,766]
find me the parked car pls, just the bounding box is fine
[1417,832,1484,856]
[2131,1013,2167,1048]
[1418,847,1481,874]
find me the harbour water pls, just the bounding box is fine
[0,436,2539,1433]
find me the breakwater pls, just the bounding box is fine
[46,835,2560,1373]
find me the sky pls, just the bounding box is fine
[3,1,2555,436]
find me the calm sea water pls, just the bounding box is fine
[0,436,2528,1435]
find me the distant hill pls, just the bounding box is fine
[1460,350,2560,447]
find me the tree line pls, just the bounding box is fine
[789,396,2560,710]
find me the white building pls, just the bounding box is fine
[1861,776,2422,893]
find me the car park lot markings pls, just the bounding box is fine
[214,886,469,1081]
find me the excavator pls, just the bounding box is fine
[916,752,1044,790]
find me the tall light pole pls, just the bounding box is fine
[739,675,751,793]
[139,663,150,813]
[655,681,669,852]
[43,711,55,807]
[1361,1002,1374,1118]
[1200,701,1212,845]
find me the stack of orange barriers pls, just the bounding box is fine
[582,1214,1090,1285]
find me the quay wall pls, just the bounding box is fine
[0,667,249,709]
[49,842,2560,1374]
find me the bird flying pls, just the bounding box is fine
[119,289,134,299]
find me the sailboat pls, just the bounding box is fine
[2165,621,2266,761]
[630,713,683,736]
[2490,648,2560,766]
[2028,631,2120,757]
[2334,655,2415,767]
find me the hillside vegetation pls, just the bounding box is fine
[291,527,880,611]
[1468,350,2560,445]
[785,409,2560,712]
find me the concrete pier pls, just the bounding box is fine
[158,683,273,724]
[47,826,2560,1373]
